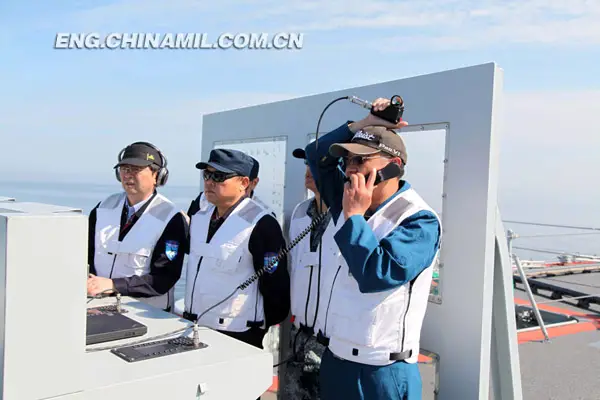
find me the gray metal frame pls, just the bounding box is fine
[201,62,521,399]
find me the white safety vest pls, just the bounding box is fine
[323,187,441,366]
[185,196,269,332]
[288,198,339,334]
[93,192,180,311]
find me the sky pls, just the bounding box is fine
[1,0,599,257]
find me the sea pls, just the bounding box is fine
[0,179,200,312]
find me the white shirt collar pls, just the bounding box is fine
[126,193,154,217]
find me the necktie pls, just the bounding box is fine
[122,206,136,231]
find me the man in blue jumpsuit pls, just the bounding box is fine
[304,97,442,399]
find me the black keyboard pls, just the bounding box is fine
[110,336,208,363]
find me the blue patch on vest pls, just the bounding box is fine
[263,252,278,274]
[165,240,179,261]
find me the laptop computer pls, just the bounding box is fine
[86,309,148,345]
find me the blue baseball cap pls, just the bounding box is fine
[195,149,254,177]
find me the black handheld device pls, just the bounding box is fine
[348,95,405,124]
[343,162,403,185]
[370,95,404,124]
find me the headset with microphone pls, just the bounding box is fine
[115,141,170,187]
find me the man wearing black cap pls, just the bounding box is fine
[87,141,189,312]
[186,155,275,218]
[304,98,442,399]
[183,148,290,352]
[283,147,340,400]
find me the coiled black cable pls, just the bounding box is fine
[193,210,330,324]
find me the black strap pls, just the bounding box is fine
[316,330,330,346]
[389,349,412,361]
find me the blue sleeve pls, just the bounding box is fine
[333,210,441,293]
[304,123,354,222]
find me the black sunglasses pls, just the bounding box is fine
[203,170,239,183]
[342,154,385,166]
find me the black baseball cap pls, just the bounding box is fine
[195,149,254,177]
[329,126,407,164]
[115,142,163,168]
[249,157,259,180]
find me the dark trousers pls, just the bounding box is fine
[218,327,268,399]
[319,348,422,400]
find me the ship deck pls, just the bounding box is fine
[265,271,600,399]
[418,271,600,400]
[507,271,600,400]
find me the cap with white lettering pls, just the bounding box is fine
[329,126,407,165]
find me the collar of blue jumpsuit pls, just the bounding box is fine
[363,180,411,220]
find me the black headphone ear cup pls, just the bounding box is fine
[115,148,126,182]
[161,169,169,186]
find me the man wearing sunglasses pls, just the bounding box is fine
[186,156,275,219]
[183,148,290,355]
[304,98,442,399]
[87,141,189,312]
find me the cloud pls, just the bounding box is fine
[5,0,600,50]
[498,89,600,224]
[502,89,600,146]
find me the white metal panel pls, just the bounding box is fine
[0,210,87,399]
[201,62,508,399]
[0,201,81,213]
[0,202,275,400]
[81,298,273,399]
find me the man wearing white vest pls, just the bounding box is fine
[304,98,442,399]
[283,147,339,400]
[87,141,189,312]
[183,149,290,352]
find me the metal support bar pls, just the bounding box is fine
[512,254,550,341]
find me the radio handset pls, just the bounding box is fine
[343,162,403,185]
